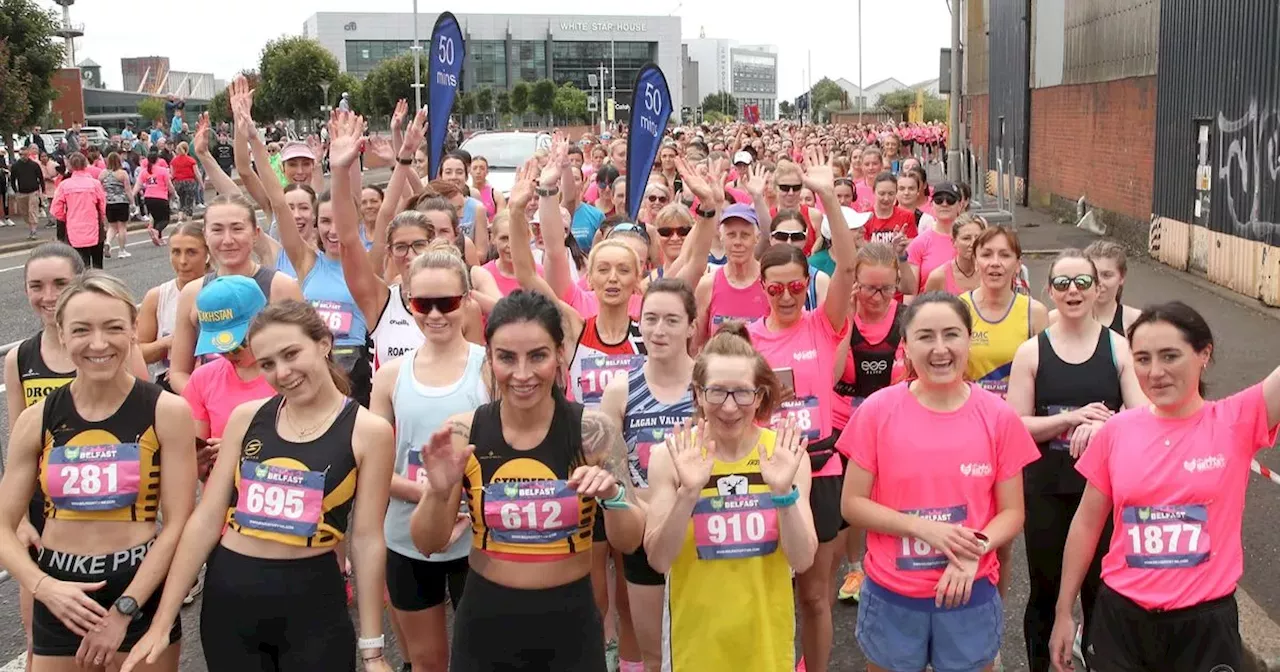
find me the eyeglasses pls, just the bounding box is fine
[699,385,763,406]
[858,284,897,297]
[391,240,431,257]
[776,183,803,193]
[763,279,809,297]
[409,295,465,314]
[657,226,692,238]
[932,194,959,206]
[1049,274,1096,292]
[771,230,807,243]
[647,194,669,204]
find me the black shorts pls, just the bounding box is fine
[593,511,607,542]
[200,545,355,672]
[333,347,372,408]
[621,545,664,586]
[1086,584,1242,672]
[385,551,467,612]
[451,571,604,672]
[28,494,45,535]
[105,203,130,223]
[810,472,848,544]
[144,198,170,226]
[32,540,181,657]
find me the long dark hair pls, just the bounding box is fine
[1127,301,1214,396]
[484,290,567,397]
[247,300,352,397]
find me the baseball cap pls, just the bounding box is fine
[279,142,316,163]
[194,276,268,356]
[932,181,962,199]
[720,203,759,228]
[732,151,753,166]
[821,207,871,239]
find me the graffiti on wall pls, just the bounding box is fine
[1216,100,1280,245]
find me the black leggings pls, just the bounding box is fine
[76,243,104,269]
[145,197,170,234]
[1023,490,1110,672]
[200,545,355,672]
[451,571,605,672]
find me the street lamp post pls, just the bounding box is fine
[319,80,331,132]
[858,0,863,124]
[411,0,423,110]
[947,0,964,181]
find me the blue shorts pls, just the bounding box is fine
[856,575,1003,672]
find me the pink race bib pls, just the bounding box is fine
[483,480,581,545]
[692,493,780,560]
[1044,404,1076,452]
[579,354,643,406]
[46,443,142,511]
[770,397,821,441]
[978,379,1009,398]
[896,505,968,570]
[312,300,355,340]
[406,449,428,485]
[1121,504,1210,569]
[234,462,325,538]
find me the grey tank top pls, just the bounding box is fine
[102,171,129,204]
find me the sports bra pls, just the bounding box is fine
[569,316,646,406]
[622,366,694,488]
[203,266,276,302]
[39,379,165,523]
[370,285,424,369]
[17,332,76,409]
[226,396,359,548]
[462,393,596,560]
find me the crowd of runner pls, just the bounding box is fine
[0,74,1275,672]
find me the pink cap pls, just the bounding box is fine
[279,142,315,163]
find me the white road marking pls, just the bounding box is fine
[0,654,23,671]
[0,238,157,274]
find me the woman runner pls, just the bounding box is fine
[1082,241,1141,336]
[138,223,208,391]
[923,213,987,296]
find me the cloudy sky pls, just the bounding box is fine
[42,0,951,98]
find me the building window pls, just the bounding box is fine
[514,41,547,83]
[345,40,413,77]
[550,41,654,106]
[471,40,507,88]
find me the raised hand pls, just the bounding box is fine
[760,417,806,496]
[193,113,211,156]
[391,99,409,133]
[801,147,836,194]
[327,111,365,170]
[745,162,769,197]
[508,158,540,212]
[665,419,714,492]
[365,135,395,166]
[674,156,720,209]
[538,144,565,187]
[399,108,427,161]
[419,426,472,494]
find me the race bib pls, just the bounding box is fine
[579,354,643,406]
[712,314,759,327]
[483,480,580,545]
[692,493,780,560]
[46,443,142,511]
[978,378,1009,398]
[234,462,325,538]
[1045,404,1077,452]
[770,397,821,441]
[1121,504,1211,569]
[311,300,355,341]
[405,449,428,485]
[896,505,968,570]
[630,426,669,485]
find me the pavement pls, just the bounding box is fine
[0,201,1278,671]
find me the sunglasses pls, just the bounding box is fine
[763,279,809,297]
[658,226,692,238]
[409,295,465,314]
[647,194,669,204]
[776,183,803,193]
[1049,274,1096,292]
[609,223,651,244]
[771,230,807,243]
[932,194,959,206]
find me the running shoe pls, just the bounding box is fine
[148,227,161,246]
[183,564,205,606]
[118,249,132,258]
[837,565,865,603]
[1072,624,1084,665]
[104,245,112,258]
[795,657,806,672]
[605,640,619,672]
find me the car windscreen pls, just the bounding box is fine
[460,135,539,169]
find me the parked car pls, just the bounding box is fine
[458,131,551,197]
[81,126,110,150]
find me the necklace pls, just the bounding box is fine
[283,396,344,438]
[954,258,976,278]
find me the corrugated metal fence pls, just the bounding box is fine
[987,0,1032,200]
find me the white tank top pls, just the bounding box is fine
[370,284,425,369]
[149,279,181,379]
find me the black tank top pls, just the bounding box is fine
[1026,327,1124,494]
[1106,302,1126,336]
[834,303,903,401]
[226,396,359,548]
[462,392,596,558]
[203,266,275,302]
[17,332,76,408]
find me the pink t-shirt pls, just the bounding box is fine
[853,181,875,212]
[1075,383,1278,611]
[482,259,542,297]
[906,229,956,293]
[748,310,849,478]
[841,383,1039,598]
[140,166,172,200]
[182,357,276,439]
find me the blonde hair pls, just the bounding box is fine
[407,241,471,294]
[653,202,695,229]
[773,160,803,183]
[55,270,138,327]
[854,241,900,278]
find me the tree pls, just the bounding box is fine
[495,90,511,115]
[875,89,916,118]
[360,53,422,119]
[703,110,734,125]
[328,72,362,112]
[473,87,494,127]
[0,40,32,143]
[810,77,846,121]
[778,100,794,119]
[137,97,166,125]
[209,89,231,124]
[530,79,557,122]
[923,95,948,123]
[553,83,588,124]
[701,91,736,117]
[510,82,531,116]
[0,0,64,140]
[256,36,340,121]
[455,90,476,126]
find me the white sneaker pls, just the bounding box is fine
[183,564,206,606]
[4,219,13,227]
[117,249,132,258]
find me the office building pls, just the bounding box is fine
[683,37,778,120]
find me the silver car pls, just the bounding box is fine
[459,131,551,197]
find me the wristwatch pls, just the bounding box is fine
[535,185,560,198]
[974,531,991,555]
[113,595,142,622]
[396,156,413,165]
[694,206,718,219]
[357,635,385,653]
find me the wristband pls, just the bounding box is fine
[598,484,630,510]
[357,635,385,651]
[974,531,991,555]
[535,185,560,198]
[770,485,800,507]
[694,206,717,219]
[396,156,413,165]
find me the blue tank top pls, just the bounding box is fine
[622,365,695,488]
[301,254,368,347]
[460,197,482,239]
[385,344,488,561]
[805,265,820,311]
[274,246,297,279]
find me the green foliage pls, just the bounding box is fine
[810,77,845,112]
[778,100,794,119]
[703,110,733,125]
[530,79,557,119]
[136,97,166,125]
[495,90,511,115]
[875,89,916,117]
[701,91,736,117]
[361,52,421,119]
[208,89,231,124]
[553,83,588,124]
[0,39,31,140]
[0,0,64,134]
[473,87,493,115]
[455,90,476,119]
[923,96,948,123]
[328,72,362,112]
[510,82,530,115]
[256,36,340,120]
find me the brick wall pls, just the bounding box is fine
[50,69,86,128]
[967,94,989,157]
[1028,76,1156,244]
